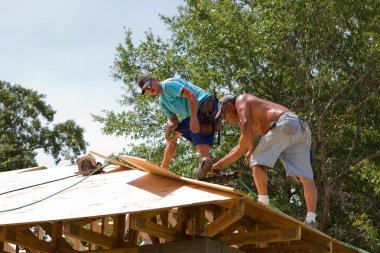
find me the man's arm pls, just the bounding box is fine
[212,98,254,170]
[181,87,200,133]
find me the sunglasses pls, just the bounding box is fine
[143,84,153,93]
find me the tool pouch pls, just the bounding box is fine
[198,96,221,135]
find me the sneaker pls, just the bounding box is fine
[304,220,318,229]
[196,158,213,180]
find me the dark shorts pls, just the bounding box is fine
[176,100,218,146]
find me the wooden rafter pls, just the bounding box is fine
[63,222,119,249]
[129,213,177,241]
[206,200,245,237]
[112,215,126,248]
[0,227,73,253]
[221,226,301,245]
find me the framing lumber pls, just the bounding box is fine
[112,215,126,248]
[63,222,117,248]
[129,213,177,241]
[245,244,324,253]
[220,226,301,245]
[206,200,245,237]
[51,222,63,250]
[0,227,60,253]
[195,205,206,235]
[79,248,139,253]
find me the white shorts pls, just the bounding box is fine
[250,112,313,182]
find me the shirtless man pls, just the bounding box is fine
[211,94,318,228]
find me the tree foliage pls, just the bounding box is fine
[94,0,380,251]
[0,81,88,171]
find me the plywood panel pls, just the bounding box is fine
[119,155,245,195]
[90,151,135,170]
[0,165,78,195]
[118,156,181,180]
[0,167,241,226]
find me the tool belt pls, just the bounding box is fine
[198,96,222,135]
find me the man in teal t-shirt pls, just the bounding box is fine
[137,75,219,174]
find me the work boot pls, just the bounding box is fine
[196,158,213,180]
[304,220,318,229]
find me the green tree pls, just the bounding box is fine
[95,0,380,250]
[0,81,88,171]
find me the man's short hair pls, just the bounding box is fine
[136,75,153,94]
[215,95,237,120]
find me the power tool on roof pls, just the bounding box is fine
[76,154,103,176]
[196,157,242,184]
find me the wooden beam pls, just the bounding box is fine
[245,244,320,253]
[80,247,139,253]
[127,229,139,246]
[129,214,177,241]
[90,218,103,250]
[214,199,245,209]
[37,225,44,242]
[18,229,53,252]
[222,216,255,236]
[63,222,117,248]
[220,226,301,245]
[174,207,184,233]
[159,210,169,228]
[206,200,245,237]
[306,240,332,253]
[302,230,332,253]
[38,223,71,251]
[112,215,126,247]
[244,204,295,228]
[6,226,32,232]
[3,242,15,253]
[39,223,52,236]
[72,217,101,227]
[195,206,206,236]
[0,228,52,253]
[63,235,84,251]
[148,217,160,244]
[52,222,63,250]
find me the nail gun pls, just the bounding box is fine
[201,170,242,184]
[195,157,242,184]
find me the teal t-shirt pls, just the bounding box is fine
[159,78,211,117]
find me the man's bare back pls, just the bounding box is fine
[236,94,289,136]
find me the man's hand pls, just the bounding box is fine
[190,117,200,133]
[165,126,176,142]
[165,116,179,142]
[210,161,223,174]
[244,150,253,166]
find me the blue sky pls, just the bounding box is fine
[0,0,182,167]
